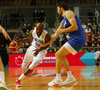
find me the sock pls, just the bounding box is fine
[0,71,5,84]
[67,71,73,78]
[18,73,26,81]
[56,73,61,79]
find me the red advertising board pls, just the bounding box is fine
[9,53,87,67]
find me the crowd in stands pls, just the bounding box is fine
[1,11,24,29]
[6,7,99,54]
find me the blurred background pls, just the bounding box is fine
[0,0,100,67]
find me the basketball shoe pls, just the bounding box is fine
[15,80,22,87]
[63,76,76,85]
[0,81,10,90]
[48,77,63,86]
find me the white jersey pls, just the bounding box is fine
[31,27,48,49]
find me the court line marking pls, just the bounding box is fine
[68,82,78,90]
[7,76,39,87]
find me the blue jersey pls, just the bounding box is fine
[62,12,86,41]
[62,11,86,51]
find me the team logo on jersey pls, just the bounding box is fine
[64,21,67,27]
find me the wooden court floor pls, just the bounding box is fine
[4,66,100,90]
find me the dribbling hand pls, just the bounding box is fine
[37,43,45,48]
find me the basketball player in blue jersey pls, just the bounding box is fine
[0,25,11,90]
[37,1,86,86]
[15,23,50,87]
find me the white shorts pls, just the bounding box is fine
[63,42,77,55]
[22,46,47,69]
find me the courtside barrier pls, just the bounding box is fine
[9,52,95,67]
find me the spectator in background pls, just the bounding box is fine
[38,9,41,22]
[54,20,60,29]
[93,8,99,23]
[25,30,30,36]
[94,36,98,47]
[22,26,27,33]
[82,22,87,31]
[15,11,20,27]
[42,20,48,30]
[53,37,60,47]
[10,11,15,28]
[54,20,60,32]
[24,21,32,30]
[20,30,25,38]
[87,9,93,22]
[92,18,96,24]
[66,33,70,41]
[98,36,100,45]
[26,24,32,30]
[34,20,38,27]
[24,21,30,27]
[87,36,92,47]
[91,23,97,35]
[97,23,100,36]
[32,10,38,23]
[85,25,91,35]
[96,55,100,66]
[86,19,92,28]
[2,13,7,28]
[40,10,46,22]
[19,12,24,24]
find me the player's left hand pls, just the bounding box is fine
[33,49,40,56]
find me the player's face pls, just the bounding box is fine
[57,7,63,17]
[36,27,43,36]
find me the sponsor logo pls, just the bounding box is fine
[15,55,24,66]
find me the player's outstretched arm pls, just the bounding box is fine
[16,30,33,43]
[0,25,11,41]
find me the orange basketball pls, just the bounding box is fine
[9,41,20,53]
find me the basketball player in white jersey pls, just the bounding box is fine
[0,25,11,90]
[15,23,50,87]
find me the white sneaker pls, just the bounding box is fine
[63,76,76,85]
[48,77,63,86]
[0,82,11,90]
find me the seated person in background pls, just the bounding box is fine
[96,55,100,66]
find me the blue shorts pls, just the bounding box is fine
[63,38,86,55]
[68,38,86,51]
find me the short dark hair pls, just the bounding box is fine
[57,1,68,10]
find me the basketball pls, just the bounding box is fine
[9,41,20,53]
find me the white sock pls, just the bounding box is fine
[56,73,61,79]
[0,71,5,84]
[67,71,73,78]
[18,73,26,81]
